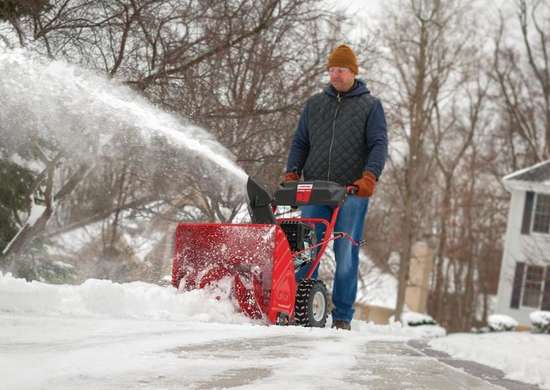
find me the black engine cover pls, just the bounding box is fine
[274,181,346,207]
[279,221,315,252]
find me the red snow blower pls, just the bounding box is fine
[171,177,359,327]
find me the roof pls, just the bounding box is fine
[503,160,550,183]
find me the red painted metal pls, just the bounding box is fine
[234,273,263,319]
[171,184,356,325]
[266,227,296,323]
[172,223,296,324]
[198,266,231,289]
[305,207,340,279]
[296,183,313,203]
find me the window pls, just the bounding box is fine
[522,265,544,308]
[512,263,550,310]
[532,194,550,233]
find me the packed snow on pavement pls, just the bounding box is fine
[1,272,549,389]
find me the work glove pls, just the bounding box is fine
[352,171,377,197]
[282,171,300,182]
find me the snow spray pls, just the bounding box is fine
[0,47,247,182]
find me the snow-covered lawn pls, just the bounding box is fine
[430,331,550,389]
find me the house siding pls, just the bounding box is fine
[496,188,550,325]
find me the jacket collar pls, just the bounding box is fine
[324,79,370,98]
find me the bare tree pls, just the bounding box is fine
[429,56,490,326]
[380,0,475,320]
[492,0,550,167]
[0,0,343,281]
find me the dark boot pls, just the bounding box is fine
[332,320,351,330]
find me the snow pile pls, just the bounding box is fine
[531,311,550,333]
[430,332,550,389]
[488,314,518,332]
[0,271,447,339]
[0,272,251,324]
[406,324,446,338]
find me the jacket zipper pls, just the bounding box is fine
[327,93,342,180]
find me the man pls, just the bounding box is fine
[284,44,388,330]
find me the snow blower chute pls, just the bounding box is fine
[171,177,358,326]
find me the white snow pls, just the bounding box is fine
[356,259,397,309]
[0,272,429,389]
[430,332,550,389]
[401,311,435,325]
[2,272,549,389]
[404,324,447,339]
[530,310,550,327]
[488,313,518,331]
[389,312,447,339]
[0,272,246,323]
[401,311,437,326]
[0,48,247,182]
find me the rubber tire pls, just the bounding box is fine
[294,280,328,327]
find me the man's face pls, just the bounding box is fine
[329,67,355,92]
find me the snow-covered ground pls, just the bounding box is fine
[430,332,550,389]
[1,272,549,389]
[0,273,423,390]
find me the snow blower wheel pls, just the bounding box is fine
[294,280,328,327]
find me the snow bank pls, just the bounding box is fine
[0,271,446,340]
[405,324,447,338]
[0,272,251,324]
[429,332,550,389]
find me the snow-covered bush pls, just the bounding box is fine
[389,312,446,337]
[401,311,438,327]
[530,311,550,333]
[488,314,518,332]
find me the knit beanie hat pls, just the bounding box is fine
[327,44,358,74]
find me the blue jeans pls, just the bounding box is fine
[296,195,369,322]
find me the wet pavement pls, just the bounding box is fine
[170,336,542,389]
[349,340,501,389]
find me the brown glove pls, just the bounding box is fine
[283,171,300,182]
[352,170,377,197]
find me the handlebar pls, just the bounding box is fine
[275,180,354,207]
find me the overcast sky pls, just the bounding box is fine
[324,0,384,41]
[321,0,547,52]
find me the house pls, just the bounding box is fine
[496,160,550,325]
